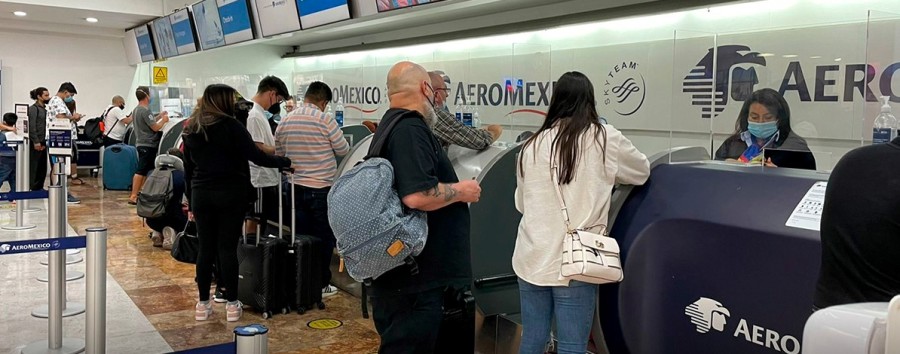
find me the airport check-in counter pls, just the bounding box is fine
[596,157,828,354]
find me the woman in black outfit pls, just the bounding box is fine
[183,84,290,322]
[27,87,50,191]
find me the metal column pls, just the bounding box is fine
[32,162,85,318]
[85,228,107,354]
[21,183,85,354]
[3,140,35,230]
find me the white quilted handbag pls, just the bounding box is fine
[552,165,624,285]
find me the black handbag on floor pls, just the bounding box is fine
[171,220,199,264]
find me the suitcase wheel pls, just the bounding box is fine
[281,308,289,315]
[297,307,306,315]
[317,302,326,310]
[262,311,272,319]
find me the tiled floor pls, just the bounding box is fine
[2,177,380,353]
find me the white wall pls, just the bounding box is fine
[134,42,294,100]
[0,29,137,120]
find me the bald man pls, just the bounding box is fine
[102,95,133,147]
[428,71,502,150]
[366,61,481,354]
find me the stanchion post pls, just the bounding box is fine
[86,227,107,354]
[22,184,84,354]
[22,136,40,213]
[3,140,35,230]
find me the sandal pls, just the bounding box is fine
[69,177,85,185]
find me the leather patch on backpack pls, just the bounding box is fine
[386,240,405,257]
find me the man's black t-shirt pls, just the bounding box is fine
[369,108,472,296]
[814,137,900,308]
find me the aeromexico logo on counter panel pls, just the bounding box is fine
[684,297,801,354]
[684,44,900,119]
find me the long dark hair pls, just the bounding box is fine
[518,71,607,184]
[732,88,792,145]
[184,84,238,139]
[30,87,48,103]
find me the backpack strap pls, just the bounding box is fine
[101,106,117,136]
[365,110,419,159]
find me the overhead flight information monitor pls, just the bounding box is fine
[191,0,225,50]
[169,8,198,55]
[253,0,301,37]
[297,0,350,29]
[152,17,179,58]
[218,0,255,44]
[134,25,156,62]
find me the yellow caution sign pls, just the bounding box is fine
[307,319,342,330]
[153,67,168,85]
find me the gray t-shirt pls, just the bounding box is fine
[133,105,159,148]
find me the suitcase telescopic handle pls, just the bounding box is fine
[290,172,296,247]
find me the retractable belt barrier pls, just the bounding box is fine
[0,190,50,202]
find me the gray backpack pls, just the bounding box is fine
[327,113,427,282]
[137,166,173,219]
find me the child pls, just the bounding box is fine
[0,113,19,192]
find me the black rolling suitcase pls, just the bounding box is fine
[236,186,288,319]
[280,175,326,314]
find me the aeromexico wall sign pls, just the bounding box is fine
[683,44,900,119]
[327,60,648,118]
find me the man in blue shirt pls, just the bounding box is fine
[0,113,20,192]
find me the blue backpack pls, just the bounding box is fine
[327,113,427,282]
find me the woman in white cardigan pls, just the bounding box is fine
[513,71,651,354]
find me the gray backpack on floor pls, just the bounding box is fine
[327,112,427,282]
[137,166,173,219]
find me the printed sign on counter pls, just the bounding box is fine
[785,181,827,231]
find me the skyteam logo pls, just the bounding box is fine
[683,45,767,118]
[685,297,730,333]
[603,61,646,116]
[0,244,10,253]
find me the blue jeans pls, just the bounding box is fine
[0,156,16,192]
[518,278,598,354]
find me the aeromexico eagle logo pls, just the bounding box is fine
[683,45,767,119]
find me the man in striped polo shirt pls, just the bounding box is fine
[275,81,349,298]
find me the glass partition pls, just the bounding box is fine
[670,30,717,163]
[864,10,900,149]
[509,43,552,144]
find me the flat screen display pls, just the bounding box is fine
[254,0,301,37]
[170,8,198,55]
[192,0,226,50]
[218,0,255,44]
[297,0,350,29]
[134,25,157,62]
[376,0,443,12]
[152,17,179,58]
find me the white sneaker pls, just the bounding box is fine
[162,227,176,250]
[322,285,339,298]
[195,301,213,321]
[226,300,243,322]
[150,231,162,247]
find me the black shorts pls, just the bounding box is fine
[71,143,79,164]
[136,146,158,176]
[246,185,278,228]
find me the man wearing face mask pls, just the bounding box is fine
[366,61,481,354]
[428,71,503,150]
[46,82,83,204]
[243,76,290,238]
[275,81,349,299]
[129,89,170,207]
[102,95,133,147]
